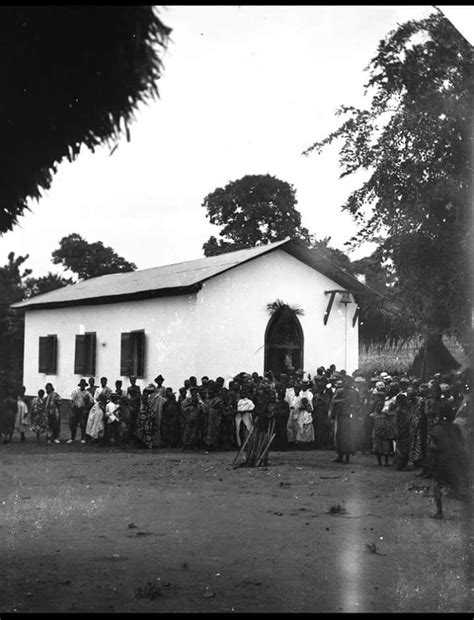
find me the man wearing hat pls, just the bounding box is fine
[68,378,94,444]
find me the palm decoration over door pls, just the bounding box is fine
[264,299,304,377]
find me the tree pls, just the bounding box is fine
[0,253,31,397]
[303,10,472,370]
[24,272,73,299]
[350,247,418,347]
[0,254,73,397]
[309,236,353,272]
[0,6,171,233]
[51,234,137,280]
[202,174,312,256]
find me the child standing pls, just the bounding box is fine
[105,393,121,447]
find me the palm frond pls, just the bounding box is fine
[266,299,304,316]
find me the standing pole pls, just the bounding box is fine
[344,303,348,371]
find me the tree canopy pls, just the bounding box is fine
[0,6,171,233]
[304,10,472,355]
[0,253,31,396]
[52,233,137,280]
[23,272,74,299]
[202,174,312,256]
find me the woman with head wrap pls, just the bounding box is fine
[135,384,157,449]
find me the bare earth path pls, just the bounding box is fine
[0,439,472,613]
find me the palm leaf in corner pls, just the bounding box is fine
[266,299,304,317]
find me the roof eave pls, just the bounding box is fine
[11,283,202,311]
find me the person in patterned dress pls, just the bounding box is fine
[408,385,426,469]
[135,384,157,449]
[30,389,48,440]
[181,386,206,450]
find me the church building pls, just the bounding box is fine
[13,238,369,395]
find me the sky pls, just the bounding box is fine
[0,5,472,278]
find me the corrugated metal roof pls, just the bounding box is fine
[12,238,376,310]
[12,238,291,309]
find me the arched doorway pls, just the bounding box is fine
[264,307,304,377]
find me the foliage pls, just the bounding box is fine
[309,237,353,272]
[303,10,473,356]
[351,246,393,294]
[0,6,171,233]
[266,299,304,317]
[351,247,417,345]
[266,299,304,347]
[23,272,73,298]
[202,174,312,256]
[52,233,137,280]
[0,253,30,397]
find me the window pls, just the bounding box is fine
[38,335,58,374]
[120,330,145,377]
[74,332,96,375]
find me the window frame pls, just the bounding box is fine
[74,332,96,376]
[38,334,58,374]
[120,329,145,378]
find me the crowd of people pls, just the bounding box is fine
[0,365,470,475]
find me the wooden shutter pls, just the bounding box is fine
[120,332,132,376]
[74,335,86,374]
[86,332,96,376]
[50,335,57,374]
[39,335,57,374]
[39,337,49,373]
[134,331,145,378]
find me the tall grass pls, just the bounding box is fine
[358,338,421,376]
[358,335,468,376]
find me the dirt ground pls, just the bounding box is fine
[1,433,472,614]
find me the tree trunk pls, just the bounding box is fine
[409,332,461,380]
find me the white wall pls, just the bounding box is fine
[195,249,359,382]
[23,294,197,397]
